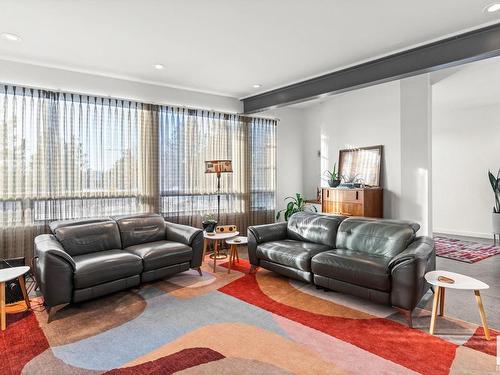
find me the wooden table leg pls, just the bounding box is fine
[202,239,208,261]
[474,290,491,340]
[235,245,239,263]
[213,240,218,273]
[228,244,235,274]
[0,282,5,331]
[18,276,31,310]
[439,287,445,317]
[430,286,441,335]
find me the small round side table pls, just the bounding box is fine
[225,236,248,274]
[425,270,490,340]
[203,231,239,272]
[0,266,31,331]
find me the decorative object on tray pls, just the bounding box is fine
[437,275,455,284]
[434,235,500,263]
[205,159,233,224]
[338,145,382,187]
[276,193,317,221]
[323,163,341,188]
[488,169,500,245]
[201,213,217,233]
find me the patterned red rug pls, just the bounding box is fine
[434,235,500,263]
[0,258,497,374]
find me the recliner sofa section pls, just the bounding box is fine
[34,213,203,322]
[248,212,435,326]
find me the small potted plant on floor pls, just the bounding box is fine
[202,213,217,232]
[324,163,341,188]
[276,193,317,221]
[488,169,500,238]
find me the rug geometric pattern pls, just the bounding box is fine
[434,235,500,263]
[0,259,497,374]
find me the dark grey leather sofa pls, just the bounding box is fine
[34,213,203,322]
[248,212,435,326]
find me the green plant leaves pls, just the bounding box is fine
[488,169,500,213]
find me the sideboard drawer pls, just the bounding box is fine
[321,188,383,218]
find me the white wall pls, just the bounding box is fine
[0,59,242,113]
[303,81,402,219]
[433,104,500,238]
[261,108,305,215]
[400,75,432,235]
[432,57,500,238]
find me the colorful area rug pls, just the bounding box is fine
[0,259,498,374]
[434,235,500,263]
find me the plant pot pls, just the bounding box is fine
[328,179,341,188]
[492,213,500,235]
[202,221,217,232]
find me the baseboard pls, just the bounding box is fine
[433,228,492,240]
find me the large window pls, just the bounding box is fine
[0,86,276,259]
[158,108,276,230]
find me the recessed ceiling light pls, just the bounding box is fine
[0,32,21,42]
[485,3,500,12]
[153,64,164,70]
[252,84,262,88]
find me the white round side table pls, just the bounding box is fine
[0,266,31,331]
[225,236,248,274]
[203,231,239,272]
[425,270,490,340]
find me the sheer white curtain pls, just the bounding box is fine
[0,87,158,259]
[0,85,276,260]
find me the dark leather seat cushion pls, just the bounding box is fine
[124,240,192,271]
[311,250,392,292]
[256,240,331,272]
[73,250,142,289]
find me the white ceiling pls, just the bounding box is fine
[0,0,499,99]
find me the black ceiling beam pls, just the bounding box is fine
[242,23,500,113]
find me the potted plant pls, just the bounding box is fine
[202,213,217,232]
[324,163,341,188]
[488,169,500,236]
[276,193,317,221]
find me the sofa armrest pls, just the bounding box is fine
[34,234,75,308]
[247,222,288,266]
[165,222,204,268]
[389,236,436,311]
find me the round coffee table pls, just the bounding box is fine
[225,236,248,274]
[0,266,31,331]
[203,231,239,272]
[425,270,490,340]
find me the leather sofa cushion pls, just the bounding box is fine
[49,217,112,233]
[124,240,192,271]
[311,250,391,292]
[336,217,417,258]
[73,250,142,289]
[287,212,346,248]
[256,240,331,272]
[53,220,122,256]
[113,213,166,248]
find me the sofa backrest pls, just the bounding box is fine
[112,213,166,248]
[287,212,346,248]
[50,218,122,257]
[336,217,419,257]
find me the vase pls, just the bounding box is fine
[492,213,500,235]
[328,179,341,188]
[202,221,217,232]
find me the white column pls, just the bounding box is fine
[400,74,432,236]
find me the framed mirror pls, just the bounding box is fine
[338,145,383,187]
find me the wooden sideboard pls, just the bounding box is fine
[321,187,383,218]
